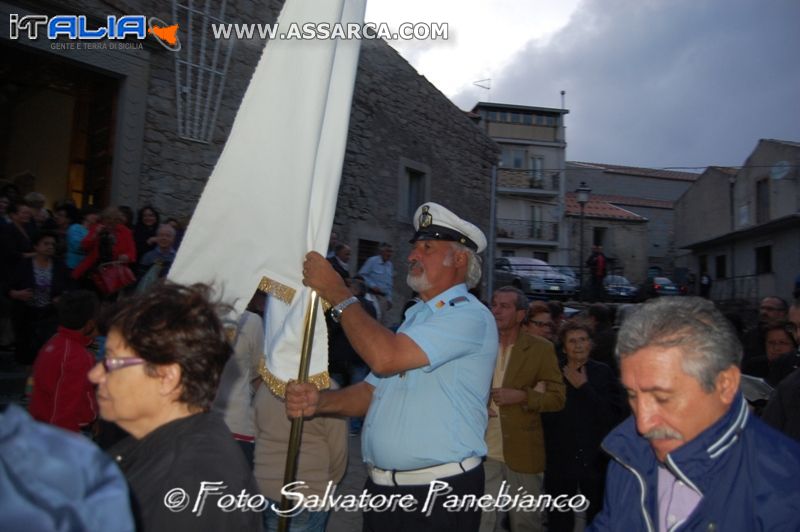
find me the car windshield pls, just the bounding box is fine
[505,260,556,277]
[654,277,674,285]
[605,276,630,285]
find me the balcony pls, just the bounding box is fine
[496,218,559,246]
[497,169,560,198]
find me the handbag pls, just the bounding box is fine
[90,261,136,295]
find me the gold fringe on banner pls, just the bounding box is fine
[258,358,330,398]
[258,276,297,305]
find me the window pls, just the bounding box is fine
[715,255,726,279]
[533,252,549,261]
[593,227,607,247]
[529,204,543,239]
[501,250,515,258]
[406,168,426,219]
[397,158,430,222]
[522,114,532,125]
[756,178,769,224]
[502,147,525,169]
[755,246,772,274]
[530,157,544,181]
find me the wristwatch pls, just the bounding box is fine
[330,296,359,323]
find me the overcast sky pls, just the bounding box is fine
[366,0,800,169]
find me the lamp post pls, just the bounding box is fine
[576,182,591,302]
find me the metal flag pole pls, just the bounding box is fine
[278,290,321,532]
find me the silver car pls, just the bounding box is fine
[495,257,577,299]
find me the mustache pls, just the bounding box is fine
[407,259,423,271]
[643,427,684,440]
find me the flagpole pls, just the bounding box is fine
[278,290,321,532]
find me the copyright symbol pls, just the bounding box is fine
[163,488,190,512]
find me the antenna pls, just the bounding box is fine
[560,90,566,109]
[474,78,492,102]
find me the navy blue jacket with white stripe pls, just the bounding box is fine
[588,393,800,532]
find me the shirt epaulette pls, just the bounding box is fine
[448,296,469,306]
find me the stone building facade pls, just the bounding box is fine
[470,102,568,265]
[565,162,698,281]
[675,139,800,303]
[1,0,499,320]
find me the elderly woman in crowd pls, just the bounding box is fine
[88,282,260,531]
[543,320,628,532]
[523,300,556,342]
[743,320,799,386]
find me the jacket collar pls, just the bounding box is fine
[603,392,749,495]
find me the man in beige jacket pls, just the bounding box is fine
[481,286,566,532]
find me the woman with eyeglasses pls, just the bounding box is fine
[88,282,260,531]
[523,301,555,342]
[742,320,799,387]
[542,320,628,531]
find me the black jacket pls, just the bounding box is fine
[543,358,628,474]
[109,412,261,531]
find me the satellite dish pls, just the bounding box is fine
[770,161,791,180]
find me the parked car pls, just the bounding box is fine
[603,275,640,301]
[495,257,578,299]
[640,276,681,299]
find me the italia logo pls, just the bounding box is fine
[8,14,181,51]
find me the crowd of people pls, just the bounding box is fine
[0,184,185,366]
[2,191,800,531]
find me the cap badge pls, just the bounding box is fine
[419,205,433,228]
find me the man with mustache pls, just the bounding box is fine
[588,297,800,531]
[287,202,497,531]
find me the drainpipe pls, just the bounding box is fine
[487,164,497,300]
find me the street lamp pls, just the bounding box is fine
[576,182,591,302]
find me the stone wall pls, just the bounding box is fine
[335,39,499,318]
[6,0,499,320]
[133,0,286,218]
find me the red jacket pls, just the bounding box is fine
[29,327,97,432]
[71,223,136,279]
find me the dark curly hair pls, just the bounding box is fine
[103,282,232,410]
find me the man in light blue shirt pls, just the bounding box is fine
[358,242,394,326]
[288,202,496,531]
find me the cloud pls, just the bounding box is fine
[452,0,800,168]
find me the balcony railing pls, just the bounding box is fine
[497,169,560,193]
[710,275,759,304]
[496,218,559,242]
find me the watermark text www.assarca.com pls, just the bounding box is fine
[211,22,447,41]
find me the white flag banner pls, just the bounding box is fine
[169,0,366,395]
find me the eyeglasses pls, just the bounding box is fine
[530,320,553,328]
[785,323,800,334]
[761,306,785,312]
[102,357,146,373]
